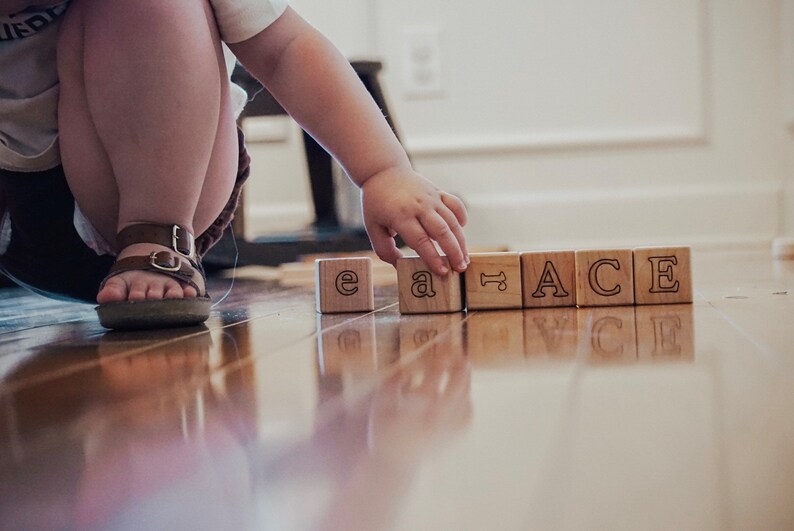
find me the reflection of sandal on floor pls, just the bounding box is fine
[96,223,212,330]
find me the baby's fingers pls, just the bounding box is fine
[420,211,466,273]
[441,193,468,226]
[366,223,403,265]
[398,220,449,276]
[435,205,469,268]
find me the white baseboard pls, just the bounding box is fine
[461,182,782,251]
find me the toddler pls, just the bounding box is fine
[0,0,469,329]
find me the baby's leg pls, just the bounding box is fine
[57,0,239,303]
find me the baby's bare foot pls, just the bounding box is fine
[96,243,198,304]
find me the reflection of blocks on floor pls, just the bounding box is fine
[523,307,578,360]
[396,257,464,314]
[466,311,526,365]
[315,257,374,314]
[316,314,378,376]
[635,304,695,361]
[575,249,635,307]
[633,246,693,305]
[398,313,465,358]
[465,252,523,310]
[578,306,638,363]
[520,250,576,308]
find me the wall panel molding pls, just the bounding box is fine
[405,126,707,157]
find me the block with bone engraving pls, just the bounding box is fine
[464,252,522,310]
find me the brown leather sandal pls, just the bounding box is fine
[96,223,212,330]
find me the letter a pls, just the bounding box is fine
[411,271,436,298]
[532,261,570,299]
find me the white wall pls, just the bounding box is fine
[242,0,789,250]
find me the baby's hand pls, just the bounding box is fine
[361,167,469,275]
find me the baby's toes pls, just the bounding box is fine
[97,277,129,304]
[98,270,198,304]
[145,275,188,300]
[127,278,151,301]
[164,280,187,299]
[147,282,165,300]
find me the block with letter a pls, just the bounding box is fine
[520,250,576,308]
[396,256,464,314]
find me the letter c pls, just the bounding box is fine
[588,259,621,297]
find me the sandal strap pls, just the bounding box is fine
[117,223,197,261]
[100,251,207,296]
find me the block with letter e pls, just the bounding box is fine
[632,246,692,305]
[315,257,375,313]
[520,250,576,308]
[396,256,464,314]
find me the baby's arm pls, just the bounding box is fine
[228,8,469,275]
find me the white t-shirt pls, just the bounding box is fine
[0,0,289,173]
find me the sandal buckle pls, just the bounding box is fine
[149,251,182,272]
[172,225,196,259]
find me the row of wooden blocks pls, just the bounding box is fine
[315,246,692,314]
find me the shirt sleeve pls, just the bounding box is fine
[210,0,290,44]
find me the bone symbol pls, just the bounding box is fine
[480,271,508,291]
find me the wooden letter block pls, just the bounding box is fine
[315,257,374,313]
[464,252,523,310]
[633,246,693,305]
[520,250,576,308]
[574,249,635,307]
[396,257,463,314]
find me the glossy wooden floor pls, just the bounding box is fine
[1,250,793,531]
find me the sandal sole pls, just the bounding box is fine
[96,297,212,330]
